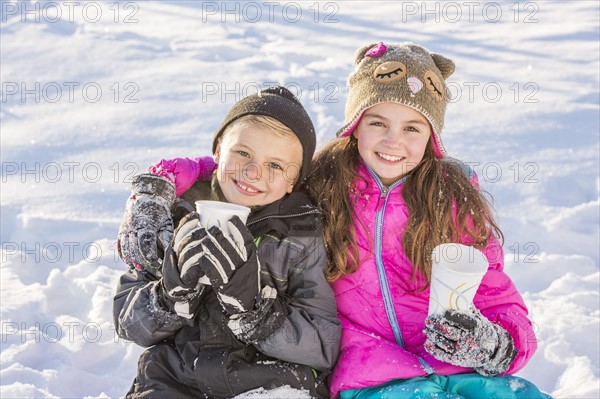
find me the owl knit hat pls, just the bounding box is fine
[338,42,455,158]
[212,86,316,190]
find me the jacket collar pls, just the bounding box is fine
[247,192,321,238]
[354,158,408,195]
[247,192,319,223]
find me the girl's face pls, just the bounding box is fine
[214,124,302,207]
[353,102,432,185]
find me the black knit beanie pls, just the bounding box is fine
[212,86,316,191]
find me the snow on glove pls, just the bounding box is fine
[199,216,260,314]
[227,285,288,343]
[118,174,175,271]
[158,212,208,319]
[424,306,518,376]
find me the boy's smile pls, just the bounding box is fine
[233,179,260,194]
[214,124,302,207]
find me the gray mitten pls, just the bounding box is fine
[227,286,288,343]
[117,174,175,270]
[424,306,518,376]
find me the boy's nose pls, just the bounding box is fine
[242,161,262,181]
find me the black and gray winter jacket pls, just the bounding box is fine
[113,179,341,397]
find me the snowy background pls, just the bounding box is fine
[1,1,599,398]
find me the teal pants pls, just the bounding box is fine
[339,374,552,399]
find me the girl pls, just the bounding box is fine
[305,42,551,398]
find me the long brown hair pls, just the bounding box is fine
[305,135,503,285]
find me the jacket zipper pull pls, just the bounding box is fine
[376,186,389,212]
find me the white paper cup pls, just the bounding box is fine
[195,200,251,236]
[428,243,489,315]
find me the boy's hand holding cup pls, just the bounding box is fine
[194,201,259,314]
[158,211,207,319]
[172,201,251,285]
[195,200,251,238]
[163,200,256,317]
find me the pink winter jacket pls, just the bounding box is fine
[329,160,537,398]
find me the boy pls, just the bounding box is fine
[114,87,340,398]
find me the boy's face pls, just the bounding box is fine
[214,124,302,207]
[353,102,431,185]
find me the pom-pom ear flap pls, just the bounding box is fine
[431,53,456,80]
[353,42,380,64]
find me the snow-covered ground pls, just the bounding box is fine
[1,1,598,398]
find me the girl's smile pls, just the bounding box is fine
[376,152,406,162]
[353,102,432,185]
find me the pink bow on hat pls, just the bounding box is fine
[365,42,387,57]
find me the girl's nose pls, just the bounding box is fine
[383,128,404,147]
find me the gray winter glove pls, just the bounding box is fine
[424,306,518,376]
[158,212,208,319]
[227,285,288,343]
[198,216,260,314]
[118,174,175,271]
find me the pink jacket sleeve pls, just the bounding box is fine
[465,170,537,374]
[148,156,217,197]
[474,234,537,375]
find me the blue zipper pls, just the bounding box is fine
[366,164,406,346]
[365,162,435,375]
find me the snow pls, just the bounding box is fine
[1,1,598,398]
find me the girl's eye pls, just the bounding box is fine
[268,162,283,170]
[370,121,385,127]
[406,126,419,133]
[236,150,249,157]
